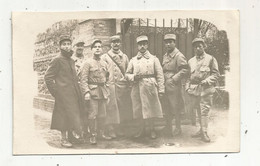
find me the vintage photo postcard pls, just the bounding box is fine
[12,10,239,154]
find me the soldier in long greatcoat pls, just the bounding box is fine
[101,35,132,138]
[44,35,84,148]
[125,35,165,139]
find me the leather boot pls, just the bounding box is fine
[201,116,210,142]
[150,129,157,139]
[172,127,182,136]
[90,134,97,145]
[163,118,173,137]
[133,119,145,138]
[98,118,112,140]
[61,131,73,148]
[61,138,73,148]
[100,130,112,140]
[149,119,157,139]
[201,131,211,142]
[89,119,97,145]
[191,129,202,138]
[108,125,117,139]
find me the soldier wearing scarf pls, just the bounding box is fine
[125,35,165,139]
[44,35,84,147]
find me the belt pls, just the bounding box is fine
[163,69,174,73]
[135,74,155,79]
[190,80,201,85]
[88,82,106,86]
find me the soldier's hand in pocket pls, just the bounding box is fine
[200,80,208,86]
[85,92,91,101]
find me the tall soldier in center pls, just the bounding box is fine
[125,35,165,139]
[79,39,111,145]
[162,34,189,137]
[101,35,132,138]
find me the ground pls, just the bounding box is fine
[34,107,228,152]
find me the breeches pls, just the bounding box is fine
[87,99,107,119]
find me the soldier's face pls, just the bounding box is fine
[164,39,176,52]
[76,45,84,56]
[111,40,121,51]
[137,41,148,53]
[193,42,205,56]
[60,40,72,52]
[92,42,102,56]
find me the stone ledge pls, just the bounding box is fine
[33,96,54,113]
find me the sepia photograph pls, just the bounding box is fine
[12,11,239,154]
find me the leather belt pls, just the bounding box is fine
[88,82,106,86]
[135,74,155,79]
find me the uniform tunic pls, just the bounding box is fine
[71,54,85,75]
[186,53,219,97]
[125,51,165,119]
[44,53,84,133]
[162,48,188,119]
[186,53,219,131]
[79,56,110,119]
[102,49,132,124]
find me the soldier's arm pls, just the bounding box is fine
[105,62,110,83]
[204,57,220,86]
[44,58,59,97]
[171,54,189,82]
[125,54,129,72]
[79,62,90,95]
[184,60,192,91]
[154,57,165,94]
[125,58,135,81]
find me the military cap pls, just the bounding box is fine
[110,35,121,42]
[91,39,102,49]
[74,39,85,47]
[164,34,176,41]
[136,35,148,43]
[192,38,205,45]
[59,35,71,45]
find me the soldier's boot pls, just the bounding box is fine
[191,129,203,138]
[83,120,90,142]
[70,130,84,144]
[201,116,210,142]
[172,128,182,136]
[98,119,112,140]
[149,119,157,139]
[89,119,97,145]
[134,119,145,138]
[107,125,117,139]
[191,110,203,138]
[115,124,125,137]
[163,117,173,137]
[201,131,211,142]
[100,130,112,140]
[173,116,182,136]
[60,131,73,148]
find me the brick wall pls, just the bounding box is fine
[33,96,54,113]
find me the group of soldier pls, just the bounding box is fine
[44,33,219,148]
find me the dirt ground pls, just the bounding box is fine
[34,107,228,151]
